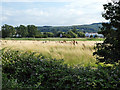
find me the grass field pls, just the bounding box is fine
[1,38,104,41]
[2,39,120,89]
[1,39,103,66]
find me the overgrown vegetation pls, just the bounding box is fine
[2,49,120,89]
[2,1,120,89]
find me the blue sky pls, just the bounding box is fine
[1,0,109,26]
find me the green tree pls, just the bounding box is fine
[17,25,28,37]
[2,24,15,38]
[35,30,43,38]
[60,32,66,38]
[0,30,2,38]
[53,29,57,37]
[27,25,37,37]
[77,32,85,37]
[72,27,78,34]
[94,1,120,64]
[54,31,64,37]
[43,32,54,37]
[65,34,72,38]
[15,26,19,35]
[67,31,77,38]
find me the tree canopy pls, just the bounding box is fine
[2,24,15,38]
[94,1,120,64]
[1,24,85,38]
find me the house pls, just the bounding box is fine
[85,33,104,38]
[97,34,104,38]
[60,34,62,38]
[85,33,90,37]
[13,34,21,37]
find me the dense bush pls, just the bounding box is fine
[2,49,120,89]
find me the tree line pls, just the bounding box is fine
[37,23,101,33]
[1,24,85,38]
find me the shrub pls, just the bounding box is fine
[2,49,120,89]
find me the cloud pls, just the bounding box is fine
[2,0,109,26]
[2,0,74,2]
[2,0,108,3]
[0,5,2,29]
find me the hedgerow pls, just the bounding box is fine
[2,49,120,89]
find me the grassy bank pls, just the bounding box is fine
[1,38,104,41]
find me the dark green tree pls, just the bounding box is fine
[72,27,78,34]
[94,1,120,64]
[53,29,57,37]
[44,32,54,37]
[0,30,2,38]
[27,25,37,37]
[54,31,64,37]
[2,24,15,38]
[35,30,43,38]
[17,25,28,37]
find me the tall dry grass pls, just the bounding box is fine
[1,40,102,66]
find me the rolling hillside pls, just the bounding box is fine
[37,23,102,33]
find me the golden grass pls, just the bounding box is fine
[1,40,102,66]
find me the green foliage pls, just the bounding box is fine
[17,25,28,37]
[0,31,2,38]
[37,23,102,33]
[94,1,120,64]
[65,34,72,38]
[72,27,78,34]
[67,31,77,38]
[27,25,37,37]
[77,32,85,37]
[2,24,15,38]
[2,24,86,38]
[35,30,42,38]
[43,32,54,37]
[2,49,120,89]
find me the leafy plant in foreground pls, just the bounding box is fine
[2,49,120,89]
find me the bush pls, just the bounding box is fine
[2,49,120,89]
[35,34,43,38]
[77,32,85,38]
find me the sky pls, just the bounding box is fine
[1,0,112,27]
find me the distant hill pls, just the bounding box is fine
[37,23,102,33]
